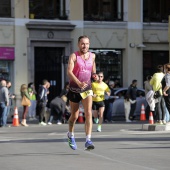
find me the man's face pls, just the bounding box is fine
[78,38,90,54]
[134,82,137,86]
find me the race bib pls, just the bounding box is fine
[80,90,93,99]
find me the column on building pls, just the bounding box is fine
[123,0,143,88]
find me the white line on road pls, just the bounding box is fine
[62,136,156,170]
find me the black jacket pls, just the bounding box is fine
[127,85,137,100]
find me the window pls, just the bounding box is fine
[143,51,169,81]
[29,0,68,20]
[0,0,11,18]
[84,0,123,21]
[90,49,122,86]
[143,0,170,23]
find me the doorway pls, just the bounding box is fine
[143,51,169,81]
[34,47,64,106]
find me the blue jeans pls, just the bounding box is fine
[106,102,113,121]
[164,106,170,122]
[28,100,37,117]
[0,102,8,126]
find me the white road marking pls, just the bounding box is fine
[62,136,156,170]
[120,129,170,134]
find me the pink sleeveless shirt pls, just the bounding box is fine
[69,51,93,93]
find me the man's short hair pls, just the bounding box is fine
[78,35,89,43]
[132,79,137,84]
[42,79,48,85]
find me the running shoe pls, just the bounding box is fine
[39,121,47,126]
[94,118,99,124]
[97,125,101,132]
[162,120,166,125]
[67,132,77,150]
[57,121,62,125]
[155,120,163,125]
[85,140,95,150]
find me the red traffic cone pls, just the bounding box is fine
[149,112,154,124]
[78,104,84,123]
[140,104,146,121]
[12,107,20,127]
[78,111,84,123]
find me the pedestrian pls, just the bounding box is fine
[67,35,96,150]
[105,81,115,123]
[162,63,170,124]
[20,84,31,126]
[144,75,153,119]
[46,81,51,108]
[28,82,37,120]
[144,75,153,95]
[48,95,67,125]
[150,65,166,124]
[36,79,48,126]
[126,79,138,121]
[92,72,111,132]
[6,81,15,126]
[124,94,136,122]
[0,80,9,127]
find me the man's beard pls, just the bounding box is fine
[80,48,88,54]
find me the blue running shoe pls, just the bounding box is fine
[85,140,95,150]
[67,133,77,150]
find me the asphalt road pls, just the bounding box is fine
[0,121,170,170]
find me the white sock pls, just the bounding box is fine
[86,135,91,142]
[68,132,74,138]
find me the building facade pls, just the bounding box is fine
[0,0,169,109]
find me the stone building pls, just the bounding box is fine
[0,0,169,109]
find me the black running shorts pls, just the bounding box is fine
[67,90,82,103]
[92,101,105,110]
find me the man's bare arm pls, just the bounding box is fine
[67,53,81,86]
[92,53,96,74]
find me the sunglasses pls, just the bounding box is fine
[98,75,103,78]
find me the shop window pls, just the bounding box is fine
[0,0,11,18]
[29,0,68,20]
[90,49,122,86]
[143,0,170,23]
[143,51,169,82]
[84,0,123,21]
[0,61,11,81]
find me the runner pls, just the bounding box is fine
[92,72,111,132]
[67,35,96,150]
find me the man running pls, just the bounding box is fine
[67,35,96,150]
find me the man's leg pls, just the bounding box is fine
[68,101,79,132]
[2,104,7,126]
[129,103,136,120]
[97,107,105,132]
[82,96,95,150]
[82,96,93,136]
[67,101,79,150]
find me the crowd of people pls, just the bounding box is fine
[0,79,70,127]
[1,35,170,152]
[145,64,170,125]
